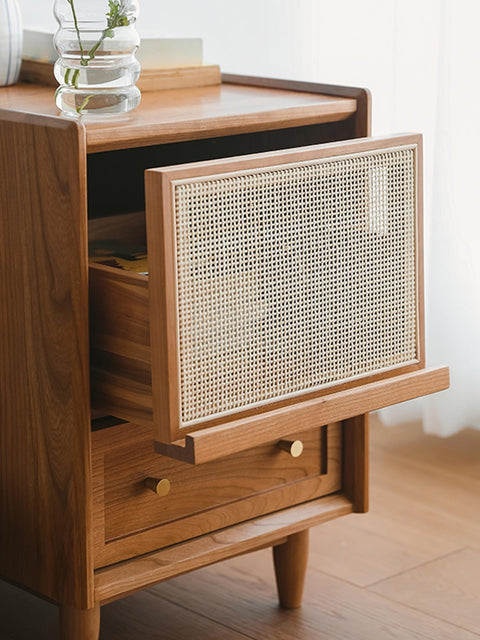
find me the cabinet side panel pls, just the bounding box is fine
[0,110,93,607]
[343,414,369,513]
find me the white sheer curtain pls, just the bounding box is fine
[382,0,480,435]
[19,0,480,434]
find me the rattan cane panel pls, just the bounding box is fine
[173,146,418,426]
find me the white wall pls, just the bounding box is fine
[16,0,449,137]
[17,0,444,180]
[19,0,402,134]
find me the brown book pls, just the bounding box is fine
[20,59,221,92]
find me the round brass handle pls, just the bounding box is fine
[144,477,171,497]
[277,439,304,458]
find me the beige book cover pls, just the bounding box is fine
[23,28,203,69]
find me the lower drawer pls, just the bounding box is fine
[92,421,342,568]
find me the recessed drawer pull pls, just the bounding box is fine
[277,440,304,458]
[144,478,171,497]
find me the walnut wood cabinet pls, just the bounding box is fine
[0,75,448,639]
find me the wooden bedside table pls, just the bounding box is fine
[0,75,448,639]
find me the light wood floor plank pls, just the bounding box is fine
[101,589,252,639]
[306,417,480,587]
[372,421,480,484]
[151,550,479,639]
[0,579,251,640]
[308,513,462,588]
[0,581,58,640]
[371,548,480,634]
[370,454,480,549]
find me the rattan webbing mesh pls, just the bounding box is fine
[173,146,417,426]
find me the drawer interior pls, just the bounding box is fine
[89,135,423,448]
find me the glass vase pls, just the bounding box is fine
[53,0,141,116]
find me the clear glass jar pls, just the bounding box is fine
[53,0,141,116]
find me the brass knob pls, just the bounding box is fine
[144,477,171,497]
[277,439,304,458]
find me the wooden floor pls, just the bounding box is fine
[1,416,480,639]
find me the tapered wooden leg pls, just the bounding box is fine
[273,529,309,609]
[59,604,101,640]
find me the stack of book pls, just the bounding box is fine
[20,28,220,91]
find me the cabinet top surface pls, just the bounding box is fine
[0,80,357,153]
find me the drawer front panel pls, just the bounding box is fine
[89,134,423,452]
[145,134,424,443]
[171,148,417,427]
[92,421,342,567]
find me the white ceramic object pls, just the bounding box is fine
[0,0,22,86]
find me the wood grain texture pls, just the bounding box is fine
[222,73,372,137]
[102,590,252,639]
[145,168,179,440]
[137,65,221,91]
[90,134,427,443]
[20,59,221,92]
[153,549,479,640]
[94,494,353,604]
[91,422,342,567]
[3,421,479,639]
[89,264,152,424]
[371,548,480,633]
[0,578,253,640]
[19,59,56,86]
[0,110,94,607]
[273,530,309,608]
[148,132,421,185]
[372,421,480,483]
[343,414,369,512]
[88,211,146,246]
[145,166,181,441]
[142,133,426,445]
[0,81,358,153]
[58,604,100,640]
[371,446,480,549]
[415,135,426,370]
[85,82,358,152]
[310,419,480,589]
[158,367,449,464]
[104,428,330,540]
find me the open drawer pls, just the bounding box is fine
[89,134,449,463]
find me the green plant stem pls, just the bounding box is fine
[65,0,86,89]
[76,94,94,114]
[64,0,131,112]
[66,0,86,58]
[68,29,110,92]
[82,28,113,66]
[71,69,80,88]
